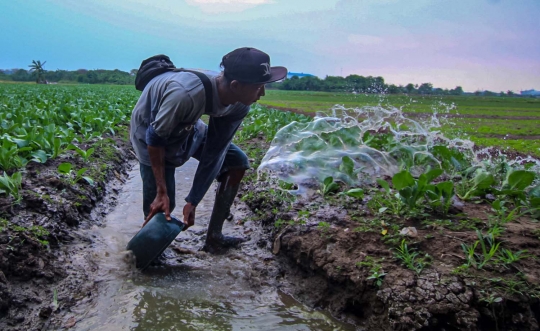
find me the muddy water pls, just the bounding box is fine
[70,160,356,331]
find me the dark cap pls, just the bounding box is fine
[222,47,288,84]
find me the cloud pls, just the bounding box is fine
[185,0,274,13]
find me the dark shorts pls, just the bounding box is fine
[140,135,249,218]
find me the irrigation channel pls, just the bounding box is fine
[68,159,356,330]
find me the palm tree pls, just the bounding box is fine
[28,60,47,84]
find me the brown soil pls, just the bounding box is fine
[237,137,540,331]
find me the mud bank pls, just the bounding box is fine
[237,138,540,330]
[0,135,135,330]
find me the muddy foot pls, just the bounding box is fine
[202,235,246,254]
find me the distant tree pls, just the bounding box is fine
[418,83,434,95]
[12,69,31,81]
[28,60,47,83]
[387,84,401,94]
[450,86,463,95]
[507,90,515,96]
[130,69,138,76]
[0,70,12,81]
[324,76,347,91]
[405,83,416,94]
[433,88,444,95]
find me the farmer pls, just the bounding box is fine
[130,47,287,253]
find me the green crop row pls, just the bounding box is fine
[0,84,139,171]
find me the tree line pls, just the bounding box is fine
[0,68,135,85]
[268,74,464,95]
[0,62,523,97]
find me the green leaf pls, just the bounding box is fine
[339,156,355,179]
[424,168,443,183]
[504,170,535,191]
[82,176,94,186]
[436,181,454,198]
[323,176,333,186]
[392,170,415,190]
[76,168,88,177]
[492,199,502,211]
[529,185,540,198]
[30,150,48,163]
[344,188,364,199]
[58,162,72,174]
[473,170,495,189]
[377,179,390,193]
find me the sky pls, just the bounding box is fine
[1,0,539,92]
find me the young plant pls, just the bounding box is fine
[528,185,540,219]
[490,199,535,225]
[340,188,364,200]
[57,162,94,186]
[461,230,501,270]
[497,248,533,267]
[321,176,340,197]
[494,169,535,205]
[367,265,387,287]
[456,168,495,200]
[67,144,95,163]
[317,221,331,237]
[393,239,430,274]
[370,179,402,215]
[338,155,361,184]
[425,181,455,215]
[0,171,23,203]
[0,140,29,171]
[392,168,443,211]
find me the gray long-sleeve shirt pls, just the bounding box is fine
[129,71,249,206]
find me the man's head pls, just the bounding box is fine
[219,47,287,106]
[221,47,287,84]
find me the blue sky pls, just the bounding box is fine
[1,0,539,92]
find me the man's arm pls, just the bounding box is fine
[143,145,170,225]
[185,105,250,206]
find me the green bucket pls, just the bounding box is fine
[126,213,185,269]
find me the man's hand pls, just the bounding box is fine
[182,203,196,230]
[142,193,171,227]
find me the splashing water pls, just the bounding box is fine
[257,100,538,195]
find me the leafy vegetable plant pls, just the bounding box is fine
[0,171,23,203]
[57,162,94,186]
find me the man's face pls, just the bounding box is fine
[234,83,266,106]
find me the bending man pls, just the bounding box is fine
[130,47,287,253]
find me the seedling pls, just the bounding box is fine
[67,144,95,163]
[321,176,340,197]
[0,171,23,203]
[57,162,94,186]
[393,239,430,274]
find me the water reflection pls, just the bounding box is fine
[131,288,354,331]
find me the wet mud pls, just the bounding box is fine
[0,136,135,330]
[2,133,540,330]
[238,138,540,330]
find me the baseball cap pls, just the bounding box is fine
[222,47,288,84]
